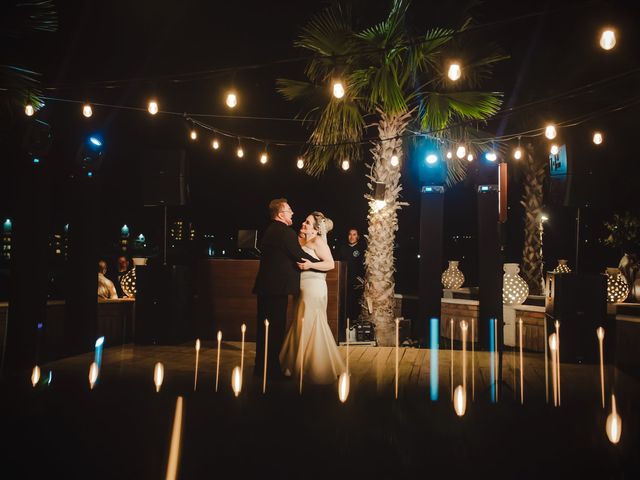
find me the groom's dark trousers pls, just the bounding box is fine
[253,220,318,380]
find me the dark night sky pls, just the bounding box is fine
[2,0,639,291]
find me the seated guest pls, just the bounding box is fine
[114,255,130,297]
[98,260,118,300]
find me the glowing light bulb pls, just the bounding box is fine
[296,157,304,169]
[447,63,461,81]
[606,394,622,444]
[446,151,453,159]
[237,147,244,158]
[82,104,93,118]
[260,153,268,164]
[467,153,474,162]
[373,200,387,212]
[341,160,350,171]
[154,362,164,392]
[550,144,559,155]
[593,132,603,145]
[190,129,197,140]
[31,365,41,387]
[148,100,159,115]
[89,362,99,390]
[454,385,467,416]
[390,155,399,167]
[226,92,237,108]
[485,152,497,162]
[25,104,35,116]
[513,148,522,160]
[338,372,350,403]
[212,139,219,150]
[231,366,242,397]
[545,125,557,139]
[600,30,616,50]
[456,145,466,159]
[332,81,345,99]
[426,154,438,165]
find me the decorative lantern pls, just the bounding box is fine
[552,259,572,274]
[441,260,465,289]
[503,263,529,306]
[120,267,137,297]
[605,267,629,303]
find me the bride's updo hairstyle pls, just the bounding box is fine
[311,211,333,237]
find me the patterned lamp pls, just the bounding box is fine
[120,268,137,298]
[605,267,629,303]
[503,263,529,306]
[441,261,465,289]
[552,259,572,274]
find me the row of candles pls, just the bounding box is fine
[29,318,622,446]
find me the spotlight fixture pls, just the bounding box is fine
[426,153,438,165]
[390,155,399,167]
[373,181,387,212]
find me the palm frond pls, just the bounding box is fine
[0,0,58,37]
[421,90,502,132]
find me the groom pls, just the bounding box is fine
[253,198,317,380]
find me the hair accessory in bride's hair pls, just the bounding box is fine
[318,218,328,237]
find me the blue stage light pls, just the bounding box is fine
[89,136,102,147]
[485,152,497,162]
[33,157,40,164]
[87,171,93,177]
[430,318,439,401]
[426,153,438,165]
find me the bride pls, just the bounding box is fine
[279,211,346,384]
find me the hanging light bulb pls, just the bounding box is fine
[485,151,497,162]
[513,148,522,160]
[82,104,93,118]
[236,147,244,158]
[446,151,453,160]
[456,145,466,159]
[390,155,399,167]
[544,124,557,139]
[467,153,474,162]
[550,144,559,155]
[25,104,35,116]
[190,129,197,141]
[226,92,238,108]
[296,157,304,169]
[148,100,159,115]
[212,139,220,150]
[593,132,603,145]
[341,159,350,171]
[332,80,345,99]
[447,63,462,81]
[260,152,268,164]
[600,29,616,50]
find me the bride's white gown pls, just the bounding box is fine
[279,245,345,384]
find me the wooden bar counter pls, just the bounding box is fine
[196,259,346,342]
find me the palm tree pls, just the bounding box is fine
[279,0,504,345]
[520,144,546,295]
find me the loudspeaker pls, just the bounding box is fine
[237,230,258,249]
[142,149,188,206]
[134,264,193,344]
[545,272,608,363]
[416,186,444,344]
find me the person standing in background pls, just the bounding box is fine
[339,228,366,325]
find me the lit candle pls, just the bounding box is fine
[231,366,242,397]
[395,318,400,399]
[453,385,467,417]
[240,324,246,378]
[450,318,454,401]
[346,317,350,373]
[263,319,269,394]
[605,394,622,444]
[519,318,524,405]
[31,365,41,387]
[597,327,605,408]
[555,320,561,406]
[471,318,475,401]
[193,339,201,392]
[165,396,184,480]
[215,331,222,392]
[460,321,468,391]
[494,319,499,401]
[154,362,164,393]
[544,317,549,404]
[549,334,558,407]
[89,362,99,390]
[338,372,350,403]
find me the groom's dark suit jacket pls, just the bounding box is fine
[253,220,318,295]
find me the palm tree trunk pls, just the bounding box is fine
[362,110,411,346]
[520,145,546,295]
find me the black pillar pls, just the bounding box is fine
[416,186,444,346]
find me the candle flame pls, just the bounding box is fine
[89,362,99,390]
[264,319,269,327]
[31,365,41,387]
[241,324,246,334]
[454,385,467,416]
[232,366,242,397]
[549,333,557,351]
[338,372,350,403]
[597,327,605,341]
[217,330,222,342]
[165,396,184,480]
[154,362,165,392]
[606,395,622,444]
[460,320,468,332]
[195,339,200,351]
